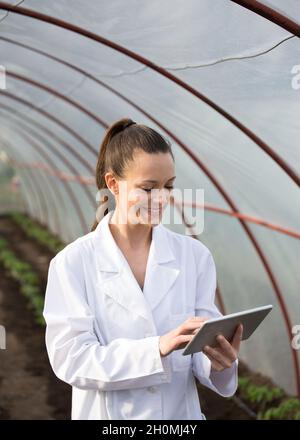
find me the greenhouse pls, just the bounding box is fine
[0,0,299,421]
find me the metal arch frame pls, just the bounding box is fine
[0,102,96,203]
[6,71,105,126]
[4,70,299,238]
[1,90,97,157]
[0,113,95,234]
[1,37,299,240]
[230,0,300,37]
[0,3,298,187]
[1,119,90,234]
[0,90,99,239]
[1,38,298,241]
[6,124,90,235]
[3,143,43,222]
[7,156,72,243]
[0,109,86,241]
[2,93,300,240]
[0,4,299,393]
[1,127,71,239]
[0,103,96,209]
[2,138,53,229]
[11,165,40,220]
[3,72,102,211]
[1,138,56,229]
[3,73,298,272]
[0,102,95,177]
[173,200,227,315]
[180,201,300,240]
[0,90,101,239]
[9,162,40,221]
[4,155,300,239]
[0,103,95,174]
[2,71,300,394]
[1,134,64,239]
[8,158,69,243]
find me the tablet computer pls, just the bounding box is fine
[182,304,273,356]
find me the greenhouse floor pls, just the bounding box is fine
[0,214,253,420]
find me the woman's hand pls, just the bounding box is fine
[203,324,243,372]
[159,316,209,357]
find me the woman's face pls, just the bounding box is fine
[107,150,176,226]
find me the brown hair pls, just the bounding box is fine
[91,117,174,231]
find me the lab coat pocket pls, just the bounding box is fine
[169,313,193,371]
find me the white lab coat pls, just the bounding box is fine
[43,209,238,420]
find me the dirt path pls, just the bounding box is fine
[0,214,253,420]
[0,215,71,420]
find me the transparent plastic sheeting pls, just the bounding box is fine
[0,0,299,396]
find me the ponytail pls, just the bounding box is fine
[91,118,136,231]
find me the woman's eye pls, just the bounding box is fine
[142,186,174,192]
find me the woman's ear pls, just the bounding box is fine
[104,172,119,195]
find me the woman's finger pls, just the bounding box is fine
[203,345,232,369]
[215,334,237,362]
[176,318,208,335]
[231,324,243,352]
[175,334,194,349]
[204,352,224,372]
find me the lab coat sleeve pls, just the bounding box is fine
[191,247,238,398]
[43,249,172,391]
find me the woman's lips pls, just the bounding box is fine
[140,207,162,214]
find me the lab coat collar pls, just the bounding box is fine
[94,209,174,269]
[93,209,180,322]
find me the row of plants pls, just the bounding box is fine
[237,376,300,420]
[0,236,45,326]
[9,211,65,254]
[0,212,66,327]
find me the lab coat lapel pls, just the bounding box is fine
[143,220,180,312]
[93,209,180,322]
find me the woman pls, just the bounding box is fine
[43,118,243,420]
